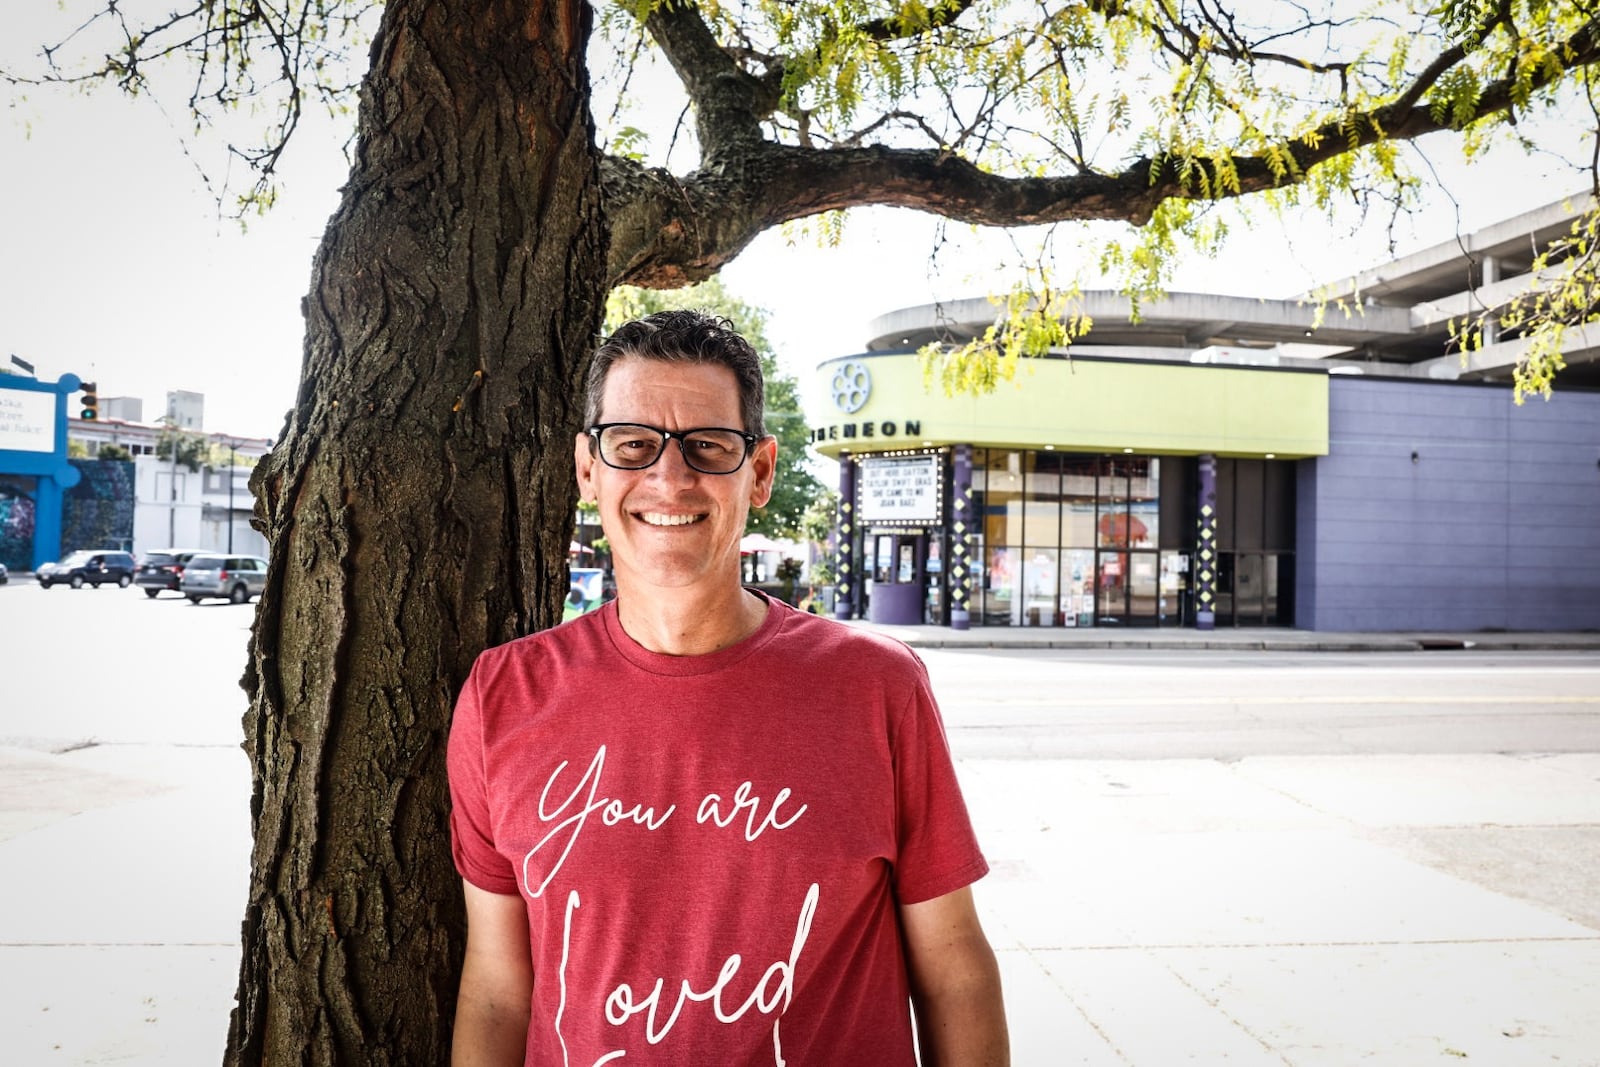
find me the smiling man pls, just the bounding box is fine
[447,310,1008,1065]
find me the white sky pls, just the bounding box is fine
[1,11,1591,442]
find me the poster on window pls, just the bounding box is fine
[859,456,939,523]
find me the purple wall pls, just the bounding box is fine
[1297,378,1600,631]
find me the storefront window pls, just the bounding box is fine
[1098,456,1157,550]
[1209,459,1297,626]
[1020,547,1058,626]
[1062,548,1095,627]
[978,449,1025,548]
[1096,551,1127,623]
[1062,458,1097,548]
[1128,551,1159,624]
[1025,453,1063,548]
[868,447,1295,630]
[1159,549,1190,625]
[1130,458,1158,550]
[874,534,894,583]
[983,543,1013,624]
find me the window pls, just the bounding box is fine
[1061,458,1097,548]
[976,450,1024,547]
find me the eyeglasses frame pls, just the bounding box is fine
[586,422,763,476]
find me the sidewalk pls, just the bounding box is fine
[969,749,1600,1065]
[842,618,1600,652]
[0,742,249,1065]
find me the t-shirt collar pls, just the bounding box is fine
[600,589,785,676]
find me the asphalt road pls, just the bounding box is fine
[4,576,1597,758]
[921,646,1600,760]
[0,577,253,750]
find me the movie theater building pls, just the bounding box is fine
[807,197,1600,631]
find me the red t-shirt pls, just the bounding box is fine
[448,595,988,1065]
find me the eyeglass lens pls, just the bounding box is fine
[596,424,749,474]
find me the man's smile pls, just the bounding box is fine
[637,511,708,527]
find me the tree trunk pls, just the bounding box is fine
[226,0,604,1061]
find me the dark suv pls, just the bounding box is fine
[135,548,204,598]
[37,550,138,589]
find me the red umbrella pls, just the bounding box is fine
[1096,514,1149,547]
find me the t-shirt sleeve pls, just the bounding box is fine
[890,656,989,906]
[447,658,521,895]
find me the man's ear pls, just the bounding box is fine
[574,432,598,503]
[749,435,778,509]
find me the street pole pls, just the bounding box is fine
[167,420,178,546]
[227,441,236,553]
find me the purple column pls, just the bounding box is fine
[1195,453,1217,630]
[834,454,856,620]
[948,444,973,630]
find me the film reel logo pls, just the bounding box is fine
[830,361,871,414]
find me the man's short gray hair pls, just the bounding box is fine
[584,310,767,436]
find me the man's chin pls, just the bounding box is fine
[615,556,737,591]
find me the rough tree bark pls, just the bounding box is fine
[225,0,606,1061]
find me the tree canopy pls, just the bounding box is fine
[11,2,1600,1063]
[155,424,210,473]
[13,1,1600,397]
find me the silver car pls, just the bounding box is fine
[179,554,269,604]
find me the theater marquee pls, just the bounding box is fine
[858,454,941,524]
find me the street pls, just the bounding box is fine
[926,647,1600,760]
[1,580,1598,1064]
[5,577,1596,758]
[0,578,252,749]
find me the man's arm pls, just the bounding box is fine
[453,880,533,1067]
[901,885,1009,1066]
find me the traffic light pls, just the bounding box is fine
[80,381,99,420]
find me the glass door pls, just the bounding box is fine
[1127,551,1159,626]
[1235,553,1265,625]
[1063,548,1095,627]
[1096,550,1127,624]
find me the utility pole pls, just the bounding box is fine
[227,440,236,553]
[163,417,179,546]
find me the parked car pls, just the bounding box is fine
[37,550,137,589]
[135,548,205,599]
[0,561,8,584]
[179,554,269,604]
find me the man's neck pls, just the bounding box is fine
[613,580,769,656]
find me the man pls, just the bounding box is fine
[448,310,1008,1064]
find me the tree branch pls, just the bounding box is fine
[1082,0,1356,78]
[603,13,1600,289]
[643,0,778,157]
[644,0,990,162]
[857,0,982,43]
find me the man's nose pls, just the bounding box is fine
[646,439,699,482]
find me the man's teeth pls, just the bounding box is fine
[640,512,704,526]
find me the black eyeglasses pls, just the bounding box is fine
[587,422,760,475]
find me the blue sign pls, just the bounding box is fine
[0,373,85,570]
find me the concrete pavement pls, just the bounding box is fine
[971,751,1600,1065]
[842,618,1600,653]
[2,631,1598,1064]
[0,741,249,1065]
